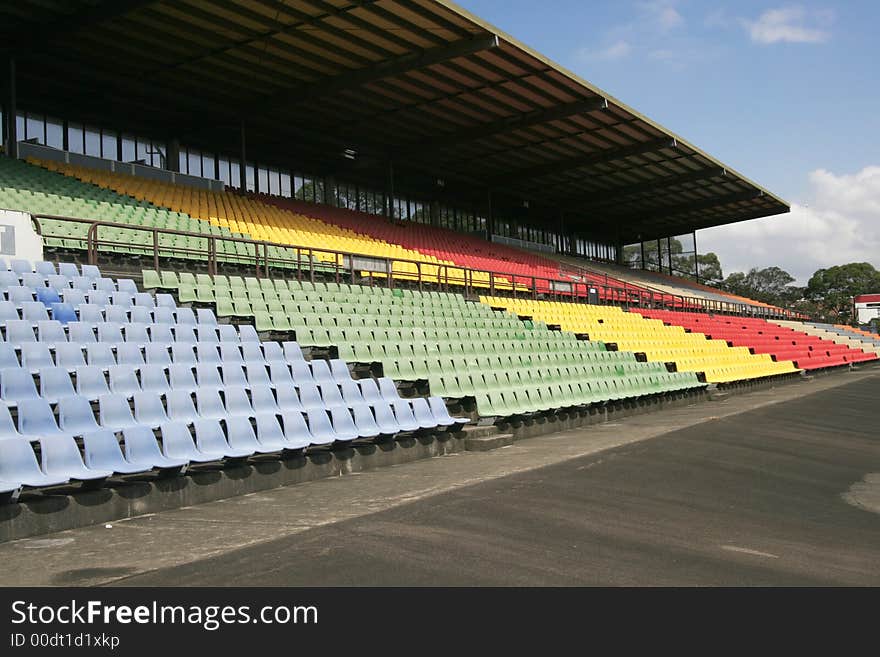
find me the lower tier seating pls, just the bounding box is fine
[479,297,799,383]
[773,320,880,355]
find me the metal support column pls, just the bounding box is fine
[3,57,16,158]
[238,120,247,192]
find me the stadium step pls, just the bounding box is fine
[463,425,514,452]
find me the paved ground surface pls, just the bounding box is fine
[1,368,878,586]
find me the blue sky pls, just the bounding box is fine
[458,1,880,282]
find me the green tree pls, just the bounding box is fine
[805,262,880,321]
[719,266,802,306]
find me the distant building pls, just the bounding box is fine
[854,294,880,324]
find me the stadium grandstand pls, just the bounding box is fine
[0,0,876,511]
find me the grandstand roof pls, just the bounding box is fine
[1,0,789,242]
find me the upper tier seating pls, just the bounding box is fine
[480,297,799,383]
[144,269,704,417]
[637,310,878,370]
[0,259,463,502]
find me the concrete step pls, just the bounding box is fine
[464,425,514,451]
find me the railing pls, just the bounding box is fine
[29,213,802,319]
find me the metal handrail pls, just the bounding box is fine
[29,212,802,319]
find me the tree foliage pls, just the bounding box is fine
[805,263,880,321]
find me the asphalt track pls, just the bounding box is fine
[109,373,880,586]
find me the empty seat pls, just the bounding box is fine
[193,419,254,459]
[224,415,284,454]
[304,409,340,445]
[428,397,469,426]
[108,365,141,396]
[351,403,381,438]
[389,400,420,432]
[17,398,66,437]
[98,394,138,429]
[160,422,225,463]
[1,368,39,404]
[38,366,76,403]
[145,343,172,366]
[411,398,440,429]
[282,341,305,362]
[122,426,187,471]
[85,343,115,367]
[20,343,54,370]
[82,430,153,475]
[223,386,253,416]
[250,385,280,414]
[175,307,196,325]
[5,320,36,345]
[195,388,227,419]
[0,437,69,488]
[330,359,353,383]
[196,309,217,325]
[165,390,199,423]
[49,302,77,325]
[57,395,101,435]
[116,343,145,366]
[75,366,110,399]
[139,365,170,393]
[133,391,169,427]
[219,344,243,364]
[40,435,112,482]
[278,411,312,449]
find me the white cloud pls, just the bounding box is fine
[743,6,831,44]
[698,166,880,283]
[577,40,632,62]
[638,1,685,31]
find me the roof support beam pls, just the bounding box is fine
[609,190,765,225]
[394,97,608,155]
[246,34,500,116]
[568,167,728,209]
[498,137,678,183]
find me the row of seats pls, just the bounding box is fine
[774,320,880,355]
[639,310,878,370]
[481,297,799,383]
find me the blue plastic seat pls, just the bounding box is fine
[35,261,56,277]
[428,397,469,426]
[328,406,360,441]
[161,422,225,463]
[339,380,365,405]
[390,400,420,432]
[268,362,293,386]
[245,364,271,386]
[97,322,123,344]
[0,271,19,290]
[22,272,45,289]
[281,342,305,363]
[253,413,296,451]
[145,343,172,366]
[220,364,247,387]
[0,345,18,370]
[55,343,85,370]
[173,325,197,343]
[116,343,145,366]
[10,259,31,275]
[37,320,67,347]
[38,366,76,403]
[1,368,39,404]
[278,411,312,449]
[224,415,282,454]
[358,378,383,404]
[411,398,440,429]
[195,388,227,419]
[133,292,154,307]
[80,264,101,280]
[0,404,19,439]
[96,277,116,292]
[105,306,129,324]
[196,309,217,325]
[20,343,54,370]
[86,291,110,307]
[0,437,69,488]
[110,292,133,308]
[0,301,19,322]
[117,279,138,295]
[139,364,170,393]
[57,395,101,434]
[123,323,150,345]
[330,359,353,383]
[194,343,219,364]
[351,403,381,438]
[148,323,173,343]
[379,377,404,403]
[218,324,239,342]
[72,276,93,292]
[98,394,138,429]
[17,398,66,437]
[239,325,259,343]
[108,365,141,396]
[297,383,324,411]
[85,343,115,367]
[250,385,280,413]
[40,435,112,482]
[75,305,103,326]
[290,360,315,385]
[155,293,176,309]
[305,409,339,445]
[58,263,79,278]
[48,274,71,290]
[7,286,34,304]
[223,386,253,416]
[241,343,265,364]
[35,287,61,306]
[195,326,218,343]
[21,301,50,322]
[5,320,36,345]
[122,426,187,471]
[129,306,152,324]
[175,307,196,325]
[50,302,77,325]
[218,344,243,364]
[310,360,335,385]
[262,341,284,364]
[168,364,197,391]
[275,385,304,412]
[75,366,110,399]
[82,430,153,475]
[318,382,345,408]
[133,391,169,427]
[60,289,85,307]
[168,343,195,365]
[152,307,175,324]
[193,419,253,459]
[166,390,198,422]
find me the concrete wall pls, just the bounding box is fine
[0,209,44,263]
